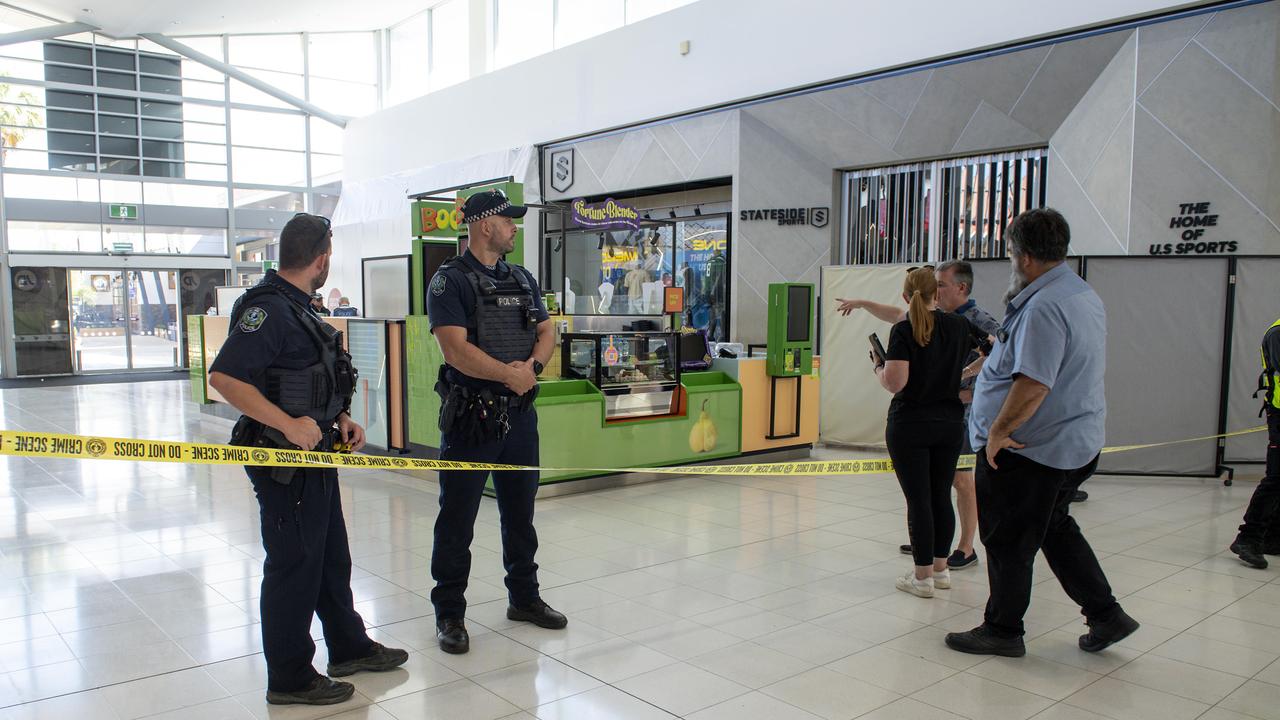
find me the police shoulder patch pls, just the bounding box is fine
[238,306,267,333]
[430,273,447,296]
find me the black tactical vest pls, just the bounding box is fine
[445,256,538,365]
[229,282,357,426]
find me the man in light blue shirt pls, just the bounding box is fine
[945,208,1138,659]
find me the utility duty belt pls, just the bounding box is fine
[229,416,349,484]
[435,367,537,445]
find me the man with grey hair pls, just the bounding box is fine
[837,260,997,569]
[945,208,1138,658]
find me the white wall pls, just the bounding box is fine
[335,0,1210,314]
[344,0,1206,183]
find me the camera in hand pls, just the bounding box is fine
[970,325,995,355]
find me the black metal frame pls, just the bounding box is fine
[745,343,803,440]
[766,375,803,441]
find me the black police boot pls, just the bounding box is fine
[265,676,355,706]
[1072,490,1089,502]
[507,599,568,629]
[944,625,1026,657]
[1263,539,1280,556]
[327,642,409,677]
[437,618,470,654]
[1230,540,1269,569]
[1079,609,1140,652]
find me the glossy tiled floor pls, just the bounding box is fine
[0,381,1278,720]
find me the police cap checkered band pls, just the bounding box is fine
[461,189,528,224]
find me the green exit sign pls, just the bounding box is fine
[262,260,278,271]
[109,204,138,220]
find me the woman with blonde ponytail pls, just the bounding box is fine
[873,265,977,598]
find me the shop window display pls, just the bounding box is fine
[673,215,729,342]
[558,224,673,316]
[548,212,729,342]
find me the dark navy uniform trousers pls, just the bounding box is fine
[249,466,373,691]
[431,406,541,620]
[1238,408,1280,545]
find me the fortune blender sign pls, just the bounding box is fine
[571,198,641,230]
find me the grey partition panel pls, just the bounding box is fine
[964,258,1081,325]
[1090,258,1226,475]
[1225,258,1280,462]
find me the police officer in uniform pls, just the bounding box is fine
[427,190,566,654]
[209,213,407,705]
[1231,318,1280,569]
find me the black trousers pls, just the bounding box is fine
[249,466,372,692]
[976,450,1119,637]
[1237,409,1280,546]
[431,407,541,620]
[886,419,964,567]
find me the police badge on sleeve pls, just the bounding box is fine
[430,274,447,296]
[239,306,267,333]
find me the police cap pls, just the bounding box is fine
[461,189,528,224]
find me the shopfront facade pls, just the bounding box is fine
[537,0,1279,346]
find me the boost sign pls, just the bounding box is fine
[413,200,465,237]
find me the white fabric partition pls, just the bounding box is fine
[819,264,913,447]
[1225,258,1280,462]
[1089,258,1226,475]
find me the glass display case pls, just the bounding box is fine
[561,331,680,419]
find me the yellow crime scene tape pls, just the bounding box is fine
[0,426,1264,477]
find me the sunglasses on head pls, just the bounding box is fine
[906,264,935,273]
[293,212,331,230]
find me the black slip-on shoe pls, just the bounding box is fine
[1079,609,1140,652]
[947,549,979,569]
[1230,541,1268,569]
[899,544,913,555]
[945,626,1026,657]
[507,600,568,629]
[437,618,470,654]
[327,641,410,677]
[1072,490,1089,502]
[265,676,355,706]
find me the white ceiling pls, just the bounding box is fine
[18,0,433,37]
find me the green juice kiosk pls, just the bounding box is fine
[403,186,744,490]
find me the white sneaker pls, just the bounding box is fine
[896,571,934,598]
[933,568,951,589]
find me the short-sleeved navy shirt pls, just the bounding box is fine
[209,270,324,392]
[885,310,976,424]
[426,251,549,389]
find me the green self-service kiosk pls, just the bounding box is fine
[763,282,814,440]
[766,282,815,377]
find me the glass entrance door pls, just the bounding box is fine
[128,270,179,368]
[12,267,74,376]
[70,270,129,371]
[69,269,180,371]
